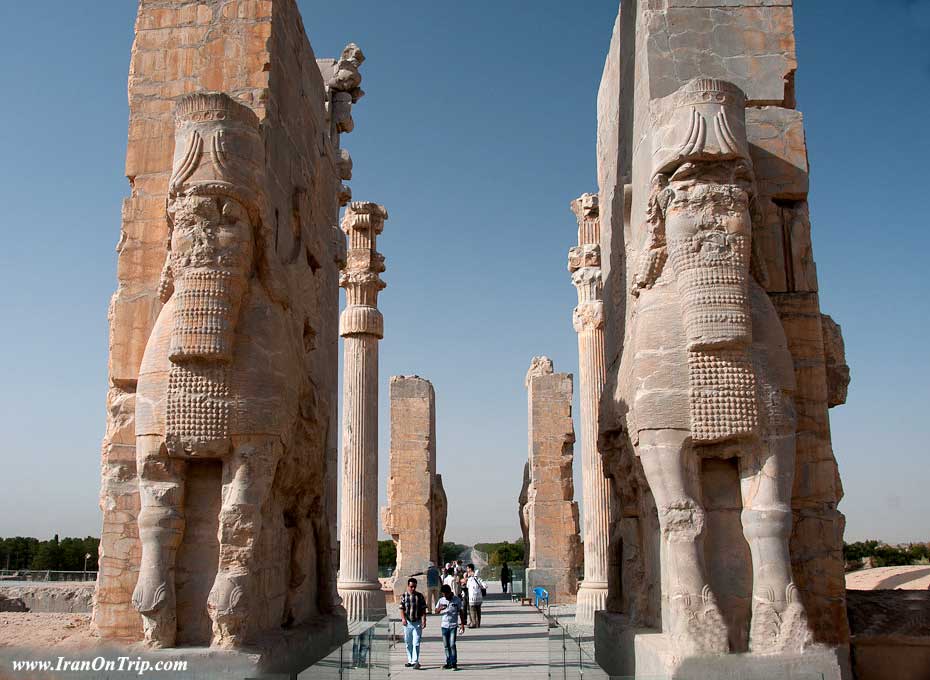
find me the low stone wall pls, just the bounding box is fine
[847,590,930,680]
[0,582,95,613]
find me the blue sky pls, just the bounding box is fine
[0,1,927,545]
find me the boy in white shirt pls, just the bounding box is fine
[435,584,462,670]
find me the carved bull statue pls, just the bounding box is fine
[131,92,327,648]
[614,79,811,655]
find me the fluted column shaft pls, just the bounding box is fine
[337,202,388,622]
[570,193,613,626]
[339,334,380,584]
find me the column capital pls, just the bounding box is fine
[570,192,600,248]
[340,201,387,337]
[342,201,387,236]
[570,192,599,223]
[568,244,601,273]
[573,300,606,332]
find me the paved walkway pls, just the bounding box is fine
[390,586,548,678]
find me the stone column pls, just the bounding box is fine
[338,201,388,622]
[569,193,612,625]
[525,356,581,603]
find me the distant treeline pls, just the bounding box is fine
[376,541,468,569]
[441,543,468,565]
[844,540,929,568]
[0,535,99,571]
[474,540,524,566]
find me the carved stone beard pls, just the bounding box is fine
[167,195,252,363]
[169,267,244,362]
[164,194,252,456]
[665,182,758,443]
[666,229,751,352]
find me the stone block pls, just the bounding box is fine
[747,107,809,199]
[382,376,445,601]
[524,358,581,603]
[644,6,797,105]
[634,631,844,679]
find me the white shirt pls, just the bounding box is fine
[443,574,456,590]
[466,574,485,604]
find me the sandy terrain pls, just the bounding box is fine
[0,613,97,650]
[845,564,930,590]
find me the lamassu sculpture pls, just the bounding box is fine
[132,92,334,649]
[619,79,809,655]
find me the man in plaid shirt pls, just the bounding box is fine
[399,577,428,669]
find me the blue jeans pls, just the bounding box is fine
[403,621,422,664]
[441,626,458,667]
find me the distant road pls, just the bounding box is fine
[456,546,488,574]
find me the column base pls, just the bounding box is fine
[594,611,849,679]
[526,568,578,605]
[338,582,387,623]
[575,580,609,626]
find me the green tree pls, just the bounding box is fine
[31,534,63,570]
[378,540,396,568]
[0,537,39,570]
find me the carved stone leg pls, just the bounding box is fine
[132,435,187,648]
[208,436,281,648]
[740,433,811,654]
[638,429,728,655]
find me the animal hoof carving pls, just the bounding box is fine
[131,574,168,615]
[208,572,248,646]
[207,573,246,618]
[749,587,783,654]
[776,583,813,653]
[749,583,813,654]
[670,590,729,656]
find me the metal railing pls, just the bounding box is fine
[0,570,97,582]
[297,617,393,679]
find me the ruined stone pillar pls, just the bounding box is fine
[337,202,388,622]
[568,193,612,625]
[381,376,442,603]
[524,357,581,603]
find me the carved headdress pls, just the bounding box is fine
[169,92,264,221]
[651,78,751,178]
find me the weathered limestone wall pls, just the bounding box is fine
[0,584,95,614]
[596,0,850,651]
[95,0,351,646]
[524,357,581,603]
[382,376,445,601]
[846,590,930,680]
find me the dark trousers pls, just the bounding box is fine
[468,603,482,627]
[502,581,509,593]
[459,595,468,626]
[441,626,458,667]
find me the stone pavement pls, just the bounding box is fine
[390,587,549,678]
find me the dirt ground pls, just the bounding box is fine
[0,613,97,650]
[845,564,930,590]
